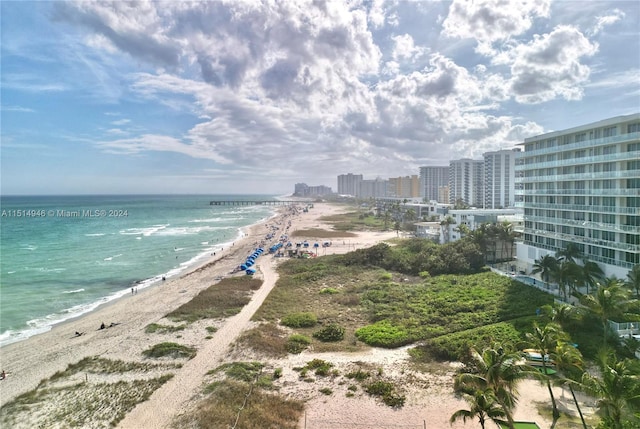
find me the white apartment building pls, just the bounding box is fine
[515,113,640,278]
[419,166,449,202]
[484,149,520,209]
[449,158,484,207]
[337,173,363,196]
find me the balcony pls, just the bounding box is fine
[521,132,640,156]
[516,169,639,183]
[524,228,640,252]
[524,215,640,233]
[525,188,640,196]
[525,202,640,215]
[519,150,640,170]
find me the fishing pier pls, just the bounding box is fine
[209,200,301,206]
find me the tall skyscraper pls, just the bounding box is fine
[419,166,449,202]
[449,159,484,207]
[516,113,640,278]
[483,149,520,209]
[337,173,363,196]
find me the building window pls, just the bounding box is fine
[627,123,640,133]
[602,231,615,241]
[602,248,615,259]
[603,126,617,137]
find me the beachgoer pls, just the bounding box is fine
[0,370,5,380]
[100,322,106,330]
[75,331,84,337]
[131,287,134,295]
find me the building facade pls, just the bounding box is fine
[515,113,640,278]
[359,178,388,198]
[449,158,484,207]
[483,149,520,209]
[388,175,420,198]
[419,166,449,202]
[337,173,363,196]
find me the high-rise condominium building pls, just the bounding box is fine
[419,166,449,202]
[449,159,484,207]
[337,173,363,196]
[516,113,640,278]
[483,149,520,209]
[388,175,420,198]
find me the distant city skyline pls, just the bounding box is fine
[2,1,639,195]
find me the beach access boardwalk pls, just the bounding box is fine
[209,200,301,206]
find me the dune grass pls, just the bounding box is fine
[167,277,262,323]
[0,357,176,429]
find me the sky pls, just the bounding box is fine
[1,0,639,196]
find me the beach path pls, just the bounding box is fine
[117,258,279,429]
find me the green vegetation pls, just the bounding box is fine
[317,210,386,232]
[364,380,406,408]
[184,379,304,429]
[355,320,412,348]
[167,277,262,322]
[290,228,357,238]
[144,323,186,334]
[313,323,345,342]
[281,311,318,328]
[0,357,175,429]
[286,334,312,354]
[234,323,288,358]
[142,342,196,359]
[209,362,264,383]
[319,387,333,395]
[319,287,340,294]
[304,359,334,376]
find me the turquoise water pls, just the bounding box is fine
[0,195,277,346]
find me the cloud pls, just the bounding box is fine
[1,105,36,113]
[590,9,625,35]
[503,26,598,103]
[391,34,426,61]
[111,119,131,126]
[442,0,550,55]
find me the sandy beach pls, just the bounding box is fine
[0,202,594,428]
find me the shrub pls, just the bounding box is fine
[273,368,283,379]
[313,324,345,342]
[364,381,405,408]
[305,359,334,376]
[142,342,196,359]
[144,323,186,334]
[281,312,318,328]
[355,321,412,348]
[319,387,333,395]
[286,334,312,354]
[319,287,339,295]
[345,370,370,381]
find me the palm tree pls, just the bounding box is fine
[556,243,583,264]
[450,387,506,429]
[525,322,567,426]
[625,264,640,299]
[581,351,640,429]
[457,347,531,429]
[580,278,630,347]
[440,215,455,244]
[581,259,604,295]
[553,343,588,429]
[497,221,517,261]
[532,254,559,289]
[552,260,582,302]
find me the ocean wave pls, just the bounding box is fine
[85,233,106,237]
[103,254,123,261]
[119,224,169,237]
[62,288,85,294]
[21,244,38,251]
[189,216,243,223]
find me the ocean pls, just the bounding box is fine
[0,194,278,346]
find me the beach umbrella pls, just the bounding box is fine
[240,264,247,271]
[246,268,256,275]
[245,260,254,267]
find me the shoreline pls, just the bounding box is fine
[0,204,295,407]
[0,207,277,348]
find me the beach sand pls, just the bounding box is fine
[0,202,594,428]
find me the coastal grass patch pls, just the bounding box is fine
[290,228,358,238]
[286,334,312,354]
[318,211,387,232]
[208,362,264,383]
[0,357,176,429]
[182,379,304,429]
[233,322,289,358]
[281,311,318,328]
[142,342,196,359]
[144,322,187,334]
[167,277,262,323]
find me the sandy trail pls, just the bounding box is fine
[118,257,279,428]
